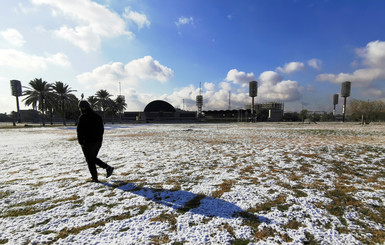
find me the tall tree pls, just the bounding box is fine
[95,89,113,121]
[349,99,385,122]
[52,81,77,125]
[87,96,99,111]
[115,96,127,123]
[22,78,53,126]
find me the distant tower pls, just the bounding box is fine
[249,81,258,121]
[10,80,22,124]
[228,91,231,110]
[333,94,339,116]
[341,81,351,122]
[196,82,203,117]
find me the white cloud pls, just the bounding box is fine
[123,88,155,111]
[123,7,150,29]
[30,0,132,52]
[0,28,25,47]
[77,56,174,91]
[361,88,384,98]
[357,40,385,68]
[103,68,302,112]
[307,58,322,70]
[225,69,255,87]
[317,40,385,87]
[258,71,302,101]
[160,84,249,111]
[159,70,302,111]
[204,82,215,91]
[0,49,70,70]
[276,61,305,74]
[175,16,194,26]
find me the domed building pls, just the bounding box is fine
[123,100,197,122]
[144,100,176,113]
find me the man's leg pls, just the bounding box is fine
[94,142,110,169]
[82,143,100,181]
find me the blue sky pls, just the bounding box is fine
[1,0,385,113]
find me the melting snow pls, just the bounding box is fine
[0,122,384,244]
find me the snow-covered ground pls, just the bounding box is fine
[0,122,384,245]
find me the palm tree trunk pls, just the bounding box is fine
[41,97,46,127]
[62,99,66,126]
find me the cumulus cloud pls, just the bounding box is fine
[159,83,249,111]
[0,28,25,47]
[0,49,70,70]
[123,88,155,111]
[160,70,302,111]
[30,0,133,52]
[317,40,385,87]
[77,56,174,91]
[225,69,255,86]
[175,16,194,26]
[361,88,385,98]
[113,67,302,112]
[123,7,150,29]
[258,71,302,101]
[307,58,322,70]
[276,62,305,74]
[204,82,215,91]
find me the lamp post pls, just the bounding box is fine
[341,81,351,122]
[333,94,339,117]
[249,81,258,122]
[10,80,22,124]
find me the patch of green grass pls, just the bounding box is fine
[231,239,251,245]
[10,198,51,208]
[178,194,206,214]
[52,195,79,204]
[234,211,261,231]
[253,226,275,240]
[2,206,41,218]
[304,231,317,245]
[212,180,235,198]
[151,233,170,244]
[150,211,177,228]
[88,202,119,212]
[285,219,303,230]
[138,205,148,215]
[0,191,12,199]
[40,230,56,235]
[293,189,308,198]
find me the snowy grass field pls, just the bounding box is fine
[0,122,384,245]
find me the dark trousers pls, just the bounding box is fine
[81,142,109,180]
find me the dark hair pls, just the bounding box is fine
[78,100,91,109]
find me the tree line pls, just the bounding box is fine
[20,78,127,126]
[282,99,385,123]
[348,99,385,123]
[10,78,385,125]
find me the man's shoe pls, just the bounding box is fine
[106,167,114,178]
[87,178,100,183]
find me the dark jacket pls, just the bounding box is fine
[77,108,104,145]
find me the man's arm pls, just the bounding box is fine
[77,115,85,145]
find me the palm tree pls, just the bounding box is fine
[95,89,113,121]
[115,95,127,122]
[23,78,53,126]
[52,81,77,125]
[87,96,99,110]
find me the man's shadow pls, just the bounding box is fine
[103,180,271,224]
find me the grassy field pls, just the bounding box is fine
[0,122,384,244]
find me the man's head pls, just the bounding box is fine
[78,100,91,112]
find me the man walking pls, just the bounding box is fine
[77,100,114,182]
